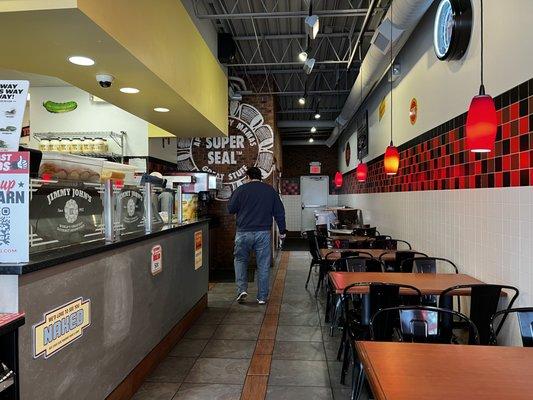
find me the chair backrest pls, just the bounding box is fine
[370,305,480,344]
[331,238,350,249]
[372,239,398,250]
[490,307,533,347]
[316,224,328,237]
[439,284,520,345]
[375,235,392,241]
[395,251,428,273]
[353,227,377,237]
[333,255,385,273]
[306,230,321,261]
[343,282,422,330]
[406,257,459,274]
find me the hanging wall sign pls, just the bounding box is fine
[177,101,274,200]
[409,98,418,125]
[151,244,162,275]
[357,110,369,160]
[345,142,351,167]
[194,230,202,270]
[0,151,29,263]
[33,297,91,359]
[0,80,29,151]
[378,97,386,121]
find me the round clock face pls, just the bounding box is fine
[433,0,472,61]
[434,0,454,59]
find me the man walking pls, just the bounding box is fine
[228,167,286,304]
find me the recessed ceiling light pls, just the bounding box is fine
[310,126,317,133]
[68,56,95,66]
[154,107,170,112]
[308,137,314,143]
[120,87,140,94]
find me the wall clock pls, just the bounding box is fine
[433,0,472,61]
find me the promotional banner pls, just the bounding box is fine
[194,230,202,270]
[0,151,29,263]
[0,80,29,151]
[151,244,162,275]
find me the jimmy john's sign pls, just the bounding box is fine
[177,101,274,200]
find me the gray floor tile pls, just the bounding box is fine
[276,325,323,342]
[327,361,352,388]
[184,324,217,340]
[146,357,196,383]
[278,311,320,326]
[321,326,342,342]
[280,302,318,314]
[184,358,250,385]
[222,311,265,325]
[323,340,342,361]
[269,360,330,387]
[266,386,333,400]
[173,383,242,400]
[131,383,180,400]
[332,387,353,400]
[213,324,261,340]
[169,339,208,358]
[201,339,256,359]
[194,309,228,325]
[273,341,325,361]
[229,302,266,313]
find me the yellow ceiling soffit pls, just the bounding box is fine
[0,0,228,138]
[148,123,176,138]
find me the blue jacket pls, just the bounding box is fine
[228,181,286,233]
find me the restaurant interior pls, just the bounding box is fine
[0,0,532,399]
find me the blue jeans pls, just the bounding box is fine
[234,231,272,301]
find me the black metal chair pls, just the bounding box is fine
[370,305,480,344]
[371,238,412,251]
[439,284,520,345]
[490,307,533,347]
[338,282,422,387]
[379,250,428,273]
[374,234,392,241]
[304,230,322,289]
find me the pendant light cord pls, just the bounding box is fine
[479,0,485,94]
[390,0,393,144]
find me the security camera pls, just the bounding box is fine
[96,74,114,88]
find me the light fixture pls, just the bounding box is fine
[466,0,496,153]
[303,58,315,75]
[68,56,95,66]
[120,87,140,94]
[356,161,368,182]
[383,1,400,176]
[314,112,321,119]
[334,171,343,188]
[310,126,317,133]
[298,51,308,62]
[298,96,306,105]
[154,107,170,113]
[305,15,320,39]
[308,137,314,143]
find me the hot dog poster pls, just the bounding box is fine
[0,80,29,151]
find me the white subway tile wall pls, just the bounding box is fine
[339,187,533,345]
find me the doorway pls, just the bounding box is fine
[300,175,329,232]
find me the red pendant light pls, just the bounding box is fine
[466,0,496,153]
[334,171,343,188]
[356,161,368,182]
[383,2,400,176]
[384,142,400,175]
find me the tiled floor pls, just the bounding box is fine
[132,251,362,400]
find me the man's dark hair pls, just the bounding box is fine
[246,167,262,181]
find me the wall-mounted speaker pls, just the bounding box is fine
[218,33,236,63]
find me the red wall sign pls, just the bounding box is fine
[409,98,418,125]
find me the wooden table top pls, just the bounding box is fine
[321,248,397,261]
[356,341,533,400]
[328,271,484,295]
[328,235,375,242]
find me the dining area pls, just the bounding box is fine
[304,221,533,400]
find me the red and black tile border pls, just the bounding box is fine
[339,77,533,194]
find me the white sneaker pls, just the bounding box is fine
[257,299,267,305]
[236,292,248,303]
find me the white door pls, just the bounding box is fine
[300,175,329,232]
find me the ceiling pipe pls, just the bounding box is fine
[325,0,435,147]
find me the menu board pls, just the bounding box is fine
[29,181,104,251]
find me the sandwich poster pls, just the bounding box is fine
[0,80,29,151]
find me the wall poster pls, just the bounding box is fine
[177,101,274,200]
[0,80,29,150]
[357,110,369,161]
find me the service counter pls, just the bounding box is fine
[0,219,209,399]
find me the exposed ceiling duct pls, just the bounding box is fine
[325,0,435,147]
